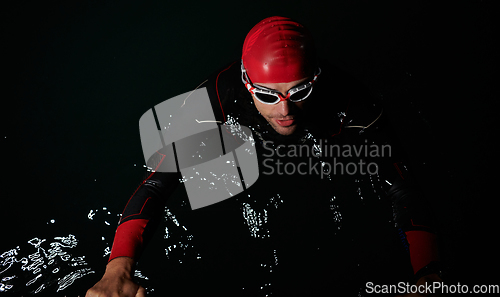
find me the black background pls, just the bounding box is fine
[2,0,497,295]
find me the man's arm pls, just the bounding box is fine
[108,170,180,262]
[385,161,441,277]
[86,151,180,296]
[345,99,442,282]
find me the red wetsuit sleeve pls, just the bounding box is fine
[405,230,439,274]
[108,151,180,263]
[109,219,149,261]
[384,162,440,276]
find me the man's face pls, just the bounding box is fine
[252,77,309,136]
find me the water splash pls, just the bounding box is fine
[241,202,270,238]
[0,206,135,295]
[163,207,199,262]
[0,234,93,294]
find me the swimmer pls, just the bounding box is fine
[86,16,441,297]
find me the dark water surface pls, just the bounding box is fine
[3,1,497,296]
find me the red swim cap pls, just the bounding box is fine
[242,16,316,84]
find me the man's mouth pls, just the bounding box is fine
[275,119,295,127]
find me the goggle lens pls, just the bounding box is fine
[288,86,313,102]
[254,92,282,104]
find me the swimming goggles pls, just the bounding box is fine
[241,60,321,105]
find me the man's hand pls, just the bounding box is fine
[85,257,146,297]
[396,273,443,297]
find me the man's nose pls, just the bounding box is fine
[277,100,291,116]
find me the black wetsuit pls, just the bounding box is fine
[109,61,440,296]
